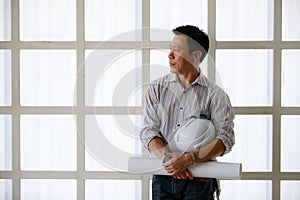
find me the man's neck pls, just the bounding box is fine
[177,68,200,89]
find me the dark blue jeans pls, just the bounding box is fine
[152,175,216,200]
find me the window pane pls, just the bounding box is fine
[149,180,152,200]
[0,50,11,106]
[216,0,273,40]
[220,180,272,200]
[281,181,300,200]
[85,180,141,200]
[0,0,10,40]
[150,49,173,81]
[85,50,141,106]
[85,0,141,41]
[282,0,300,41]
[281,50,300,107]
[150,0,207,41]
[0,179,12,200]
[20,0,75,41]
[150,49,208,81]
[21,179,76,200]
[20,50,76,106]
[21,115,76,171]
[85,115,142,171]
[216,50,273,106]
[219,115,272,172]
[281,116,300,172]
[85,149,111,171]
[0,115,11,170]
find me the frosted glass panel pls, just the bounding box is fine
[220,180,272,200]
[21,179,76,200]
[149,180,152,200]
[150,49,208,82]
[219,115,272,172]
[20,0,75,41]
[150,0,207,40]
[0,0,10,40]
[282,0,300,40]
[85,115,142,171]
[85,50,141,106]
[0,179,12,200]
[20,115,76,171]
[216,50,273,106]
[150,49,172,81]
[216,0,273,40]
[20,50,76,106]
[0,115,11,170]
[281,181,300,200]
[281,50,300,106]
[85,0,141,41]
[281,116,300,172]
[0,50,11,106]
[85,180,141,200]
[85,149,111,171]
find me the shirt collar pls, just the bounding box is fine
[195,73,208,87]
[165,71,208,87]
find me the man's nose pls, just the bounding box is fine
[168,50,174,59]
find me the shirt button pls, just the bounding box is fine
[179,107,183,110]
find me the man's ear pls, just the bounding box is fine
[193,51,202,63]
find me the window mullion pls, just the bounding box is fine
[11,0,21,198]
[76,0,85,199]
[273,0,283,199]
[207,0,216,82]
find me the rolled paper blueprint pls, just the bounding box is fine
[128,156,242,180]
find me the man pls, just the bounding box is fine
[140,25,235,200]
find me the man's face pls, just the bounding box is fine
[168,35,195,74]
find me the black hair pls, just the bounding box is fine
[172,25,209,63]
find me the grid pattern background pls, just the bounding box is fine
[0,0,300,199]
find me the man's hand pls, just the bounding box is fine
[162,151,194,180]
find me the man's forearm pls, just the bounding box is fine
[148,137,168,160]
[192,138,225,163]
[148,137,225,164]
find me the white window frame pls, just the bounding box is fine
[0,0,300,199]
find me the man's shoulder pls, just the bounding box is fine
[201,75,229,97]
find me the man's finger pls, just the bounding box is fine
[185,169,193,180]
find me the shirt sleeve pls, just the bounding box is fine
[139,83,163,151]
[210,88,235,155]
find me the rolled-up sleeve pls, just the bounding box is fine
[140,84,163,150]
[210,89,235,155]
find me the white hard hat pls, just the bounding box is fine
[168,115,216,153]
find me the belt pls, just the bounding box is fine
[193,177,211,182]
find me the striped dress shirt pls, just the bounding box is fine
[140,72,235,155]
